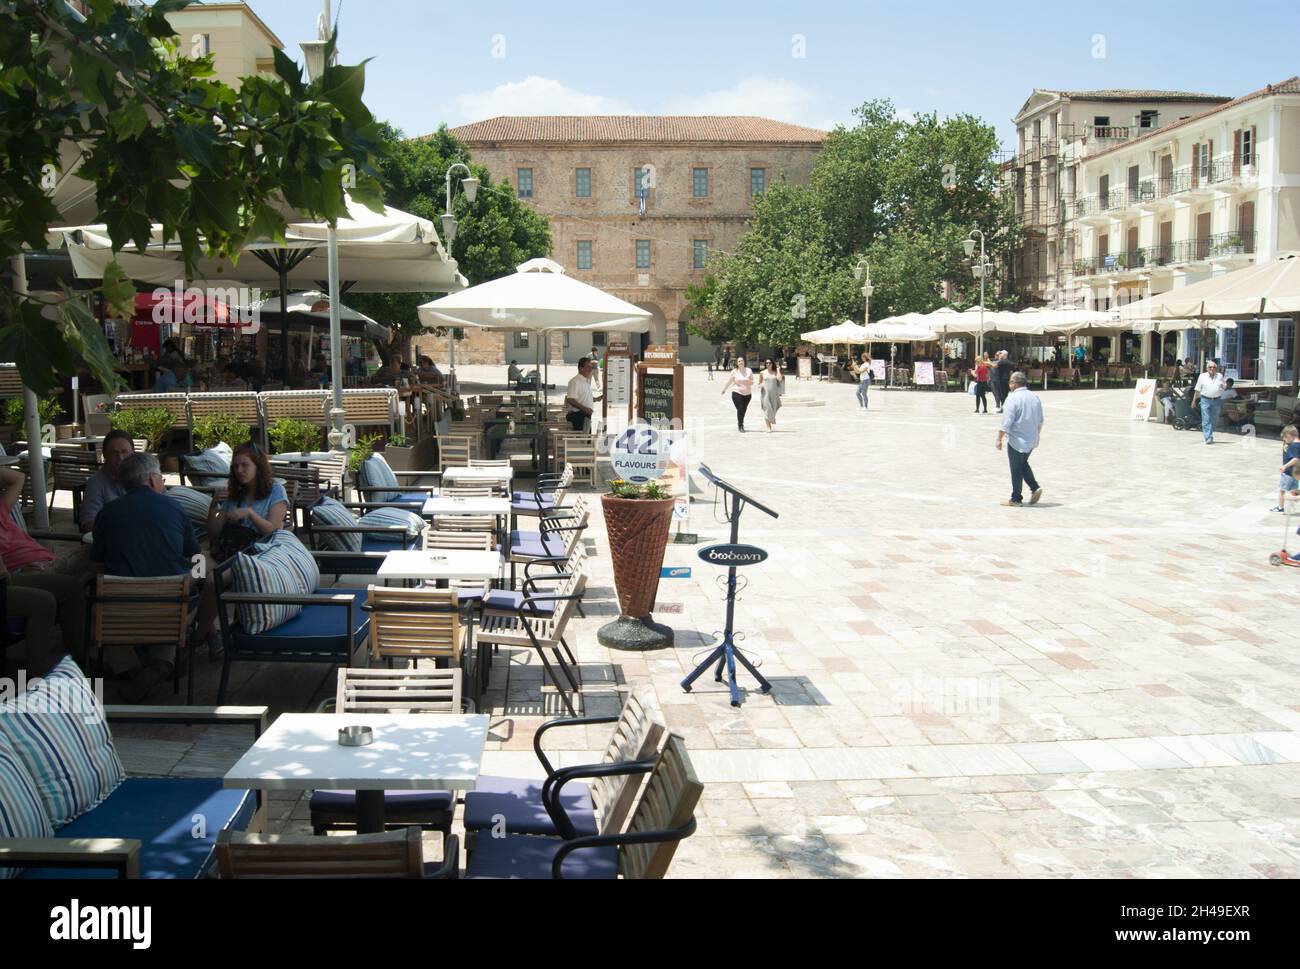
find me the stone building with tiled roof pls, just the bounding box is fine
[425,116,827,366]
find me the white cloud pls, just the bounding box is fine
[454,76,634,119]
[660,76,834,130]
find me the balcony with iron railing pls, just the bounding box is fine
[1072,156,1256,219]
[1072,231,1257,277]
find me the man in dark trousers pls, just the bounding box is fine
[993,350,1012,413]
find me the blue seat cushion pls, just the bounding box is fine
[511,495,558,512]
[480,590,556,615]
[20,778,255,879]
[394,492,432,505]
[232,588,369,648]
[463,774,596,837]
[508,530,567,559]
[466,834,616,880]
[309,788,454,823]
[361,533,415,553]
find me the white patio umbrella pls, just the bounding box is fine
[234,291,392,342]
[1116,254,1300,385]
[418,258,651,398]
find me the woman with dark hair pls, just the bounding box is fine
[758,358,784,432]
[206,444,288,558]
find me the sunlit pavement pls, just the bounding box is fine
[104,365,1300,877]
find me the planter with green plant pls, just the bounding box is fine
[108,407,176,453]
[268,417,321,456]
[3,397,64,443]
[1224,234,1244,255]
[346,433,382,477]
[191,413,253,452]
[597,479,676,651]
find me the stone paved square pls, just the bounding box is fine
[103,365,1300,878]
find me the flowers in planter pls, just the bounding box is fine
[608,479,670,500]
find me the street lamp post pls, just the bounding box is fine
[964,230,990,359]
[441,164,479,378]
[854,258,875,383]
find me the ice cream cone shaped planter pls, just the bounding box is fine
[597,481,675,650]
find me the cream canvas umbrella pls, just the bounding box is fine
[1117,254,1299,385]
[419,258,651,400]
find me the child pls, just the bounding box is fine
[1274,425,1300,513]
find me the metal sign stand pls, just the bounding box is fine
[682,464,779,706]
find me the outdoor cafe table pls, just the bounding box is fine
[423,495,511,547]
[59,435,106,451]
[377,549,503,584]
[223,712,490,834]
[442,466,513,487]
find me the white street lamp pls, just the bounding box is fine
[966,230,989,358]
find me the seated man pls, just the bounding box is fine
[90,452,202,701]
[1155,381,1176,423]
[507,360,522,386]
[80,430,135,533]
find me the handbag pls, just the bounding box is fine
[968,381,979,396]
[211,521,259,562]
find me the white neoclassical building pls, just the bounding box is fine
[1070,76,1300,381]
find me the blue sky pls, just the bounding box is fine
[248,0,1300,148]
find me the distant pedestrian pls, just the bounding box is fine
[851,352,873,410]
[758,359,784,432]
[722,347,731,371]
[969,357,990,414]
[720,356,755,432]
[1192,360,1226,445]
[995,371,1045,508]
[993,350,1012,413]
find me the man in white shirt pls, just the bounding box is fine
[564,357,602,431]
[1192,360,1226,444]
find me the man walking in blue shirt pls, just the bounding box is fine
[996,371,1045,507]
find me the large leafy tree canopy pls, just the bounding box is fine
[0,0,389,395]
[345,122,551,360]
[688,98,1020,348]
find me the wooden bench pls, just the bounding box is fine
[341,388,399,438]
[186,392,262,448]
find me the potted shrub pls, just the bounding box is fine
[597,479,676,651]
[109,407,175,453]
[268,417,320,455]
[192,413,253,451]
[1224,234,1244,255]
[379,432,432,473]
[4,396,63,444]
[346,433,382,478]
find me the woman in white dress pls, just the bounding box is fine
[758,359,784,432]
[720,357,755,432]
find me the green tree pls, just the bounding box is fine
[346,123,551,361]
[0,0,388,396]
[688,98,1019,343]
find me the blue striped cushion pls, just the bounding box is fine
[186,443,232,488]
[0,656,125,830]
[358,507,424,542]
[310,497,362,553]
[167,487,212,538]
[360,453,400,503]
[230,530,321,635]
[0,733,55,879]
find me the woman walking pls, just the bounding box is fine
[758,359,784,431]
[720,356,755,432]
[851,352,873,410]
[970,355,990,414]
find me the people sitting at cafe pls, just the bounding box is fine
[206,443,289,559]
[0,464,87,673]
[417,355,444,386]
[152,360,185,393]
[90,452,203,701]
[1156,381,1176,423]
[507,360,522,386]
[1222,378,1239,402]
[213,362,249,391]
[370,353,399,386]
[80,430,135,533]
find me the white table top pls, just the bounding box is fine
[271,451,337,464]
[443,467,513,484]
[377,549,502,581]
[223,713,490,792]
[60,436,106,446]
[422,496,510,517]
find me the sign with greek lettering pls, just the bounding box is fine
[698,544,769,567]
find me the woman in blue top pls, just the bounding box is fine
[207,443,289,542]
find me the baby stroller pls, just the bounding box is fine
[1171,388,1199,431]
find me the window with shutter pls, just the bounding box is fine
[1239,201,1255,253]
[1233,131,1242,176]
[1191,144,1200,187]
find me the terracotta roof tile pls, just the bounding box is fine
[1085,76,1300,163]
[1054,89,1231,101]
[443,116,828,145]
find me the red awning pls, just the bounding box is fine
[133,290,234,328]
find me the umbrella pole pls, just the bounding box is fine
[327,225,346,452]
[279,262,291,384]
[1292,314,1300,396]
[11,255,49,529]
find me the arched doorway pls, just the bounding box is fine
[634,302,668,356]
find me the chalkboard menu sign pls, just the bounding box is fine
[643,372,675,423]
[637,362,684,425]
